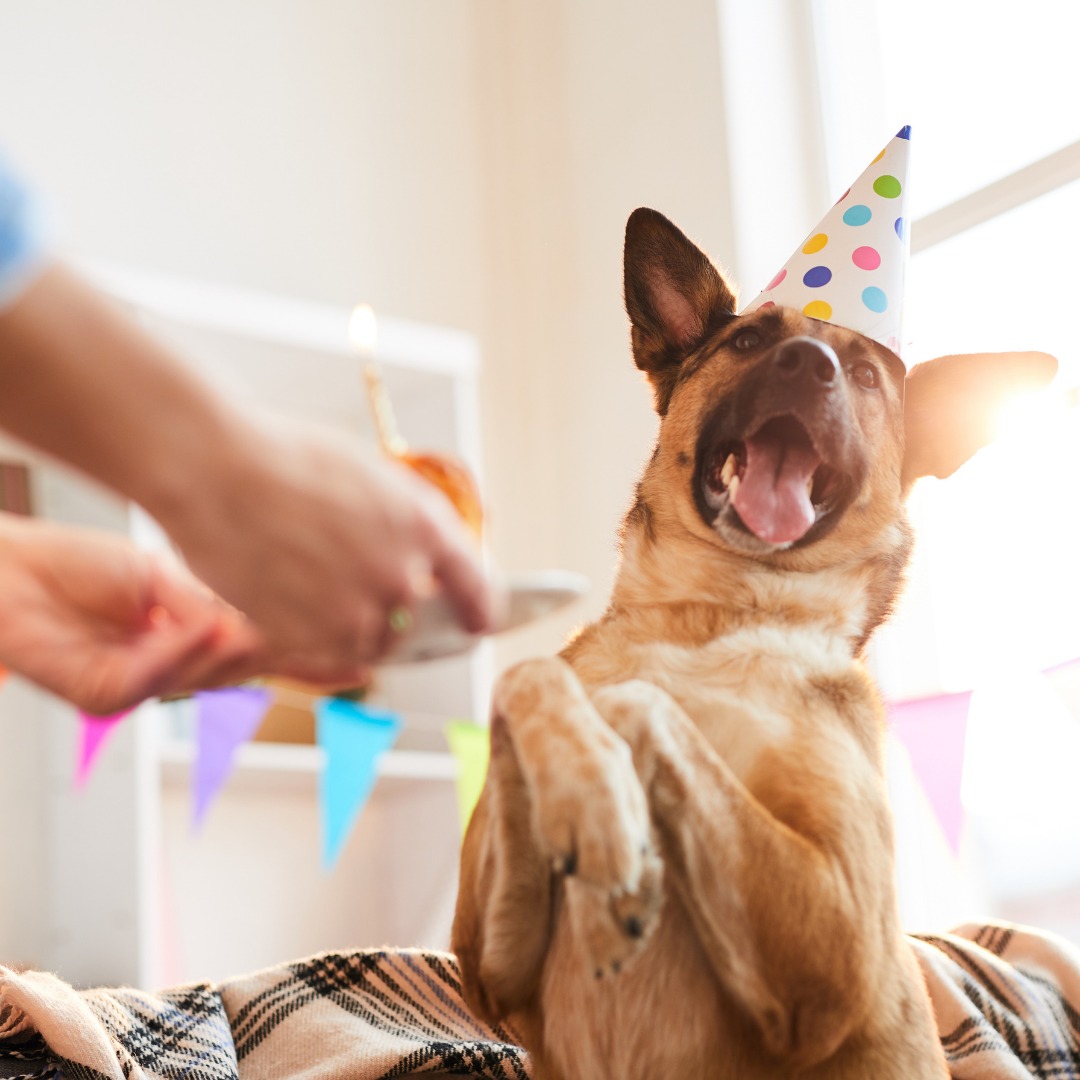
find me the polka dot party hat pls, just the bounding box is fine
[741,126,911,358]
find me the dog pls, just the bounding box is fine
[451,207,1056,1078]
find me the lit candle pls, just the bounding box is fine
[353,304,406,457]
[348,302,378,358]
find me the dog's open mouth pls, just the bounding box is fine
[702,415,842,547]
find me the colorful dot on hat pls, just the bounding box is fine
[803,266,832,288]
[872,148,886,164]
[835,188,851,204]
[803,300,833,320]
[759,301,776,308]
[894,217,907,241]
[873,175,902,198]
[802,233,829,254]
[852,246,881,271]
[862,286,888,313]
[764,268,787,291]
[842,204,872,226]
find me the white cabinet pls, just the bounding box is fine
[0,264,489,988]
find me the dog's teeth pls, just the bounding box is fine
[720,453,737,487]
[727,474,740,500]
[806,476,814,498]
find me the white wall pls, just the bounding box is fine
[0,0,740,979]
[472,0,737,667]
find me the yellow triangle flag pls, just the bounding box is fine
[445,720,490,836]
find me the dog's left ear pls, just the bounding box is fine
[902,350,1057,485]
[624,208,738,412]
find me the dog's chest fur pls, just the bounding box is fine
[568,568,875,782]
[677,622,854,743]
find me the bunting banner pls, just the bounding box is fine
[444,720,489,835]
[75,708,135,789]
[316,697,402,870]
[887,690,972,856]
[64,653,1079,862]
[193,686,274,828]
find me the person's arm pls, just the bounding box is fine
[0,513,263,714]
[0,266,495,679]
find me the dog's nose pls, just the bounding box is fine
[773,337,841,386]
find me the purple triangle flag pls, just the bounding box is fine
[888,690,972,856]
[75,708,134,789]
[316,697,402,871]
[193,686,273,828]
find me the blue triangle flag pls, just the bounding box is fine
[316,697,402,870]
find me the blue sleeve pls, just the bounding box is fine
[0,153,49,311]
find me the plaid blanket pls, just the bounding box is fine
[0,924,1077,1079]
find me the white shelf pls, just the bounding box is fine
[25,263,488,988]
[74,256,481,378]
[158,737,458,781]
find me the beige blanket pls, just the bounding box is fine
[1,924,1077,1078]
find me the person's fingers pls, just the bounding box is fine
[76,566,255,709]
[151,609,269,696]
[262,594,397,681]
[113,607,226,708]
[426,525,496,635]
[261,646,374,687]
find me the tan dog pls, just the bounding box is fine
[452,208,1056,1079]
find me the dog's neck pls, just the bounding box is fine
[608,519,910,658]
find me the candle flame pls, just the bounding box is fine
[348,303,378,356]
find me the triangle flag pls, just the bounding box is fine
[193,685,274,828]
[444,720,490,836]
[887,690,972,856]
[316,697,402,871]
[75,708,135,789]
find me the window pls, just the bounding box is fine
[722,0,1080,938]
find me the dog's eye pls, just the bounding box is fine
[733,329,761,351]
[849,362,879,389]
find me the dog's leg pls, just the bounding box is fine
[591,678,911,1071]
[452,658,664,1025]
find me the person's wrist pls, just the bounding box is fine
[133,406,270,539]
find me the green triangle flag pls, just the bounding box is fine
[316,697,402,870]
[444,720,490,836]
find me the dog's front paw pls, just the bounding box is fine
[534,725,652,896]
[563,842,664,977]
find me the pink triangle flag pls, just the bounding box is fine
[75,708,135,789]
[887,690,972,856]
[316,697,402,871]
[193,686,273,828]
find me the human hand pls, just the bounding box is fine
[153,418,498,683]
[0,514,265,714]
[0,269,496,679]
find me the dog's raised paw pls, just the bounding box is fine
[563,844,664,977]
[535,727,652,896]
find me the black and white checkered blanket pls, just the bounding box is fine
[1,924,1078,1079]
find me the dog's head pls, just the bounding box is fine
[622,208,1055,621]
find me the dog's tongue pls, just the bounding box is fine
[732,431,820,545]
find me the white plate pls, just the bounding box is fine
[381,570,589,665]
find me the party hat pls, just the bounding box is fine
[741,126,912,358]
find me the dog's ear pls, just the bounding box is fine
[624,208,738,411]
[902,350,1057,485]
